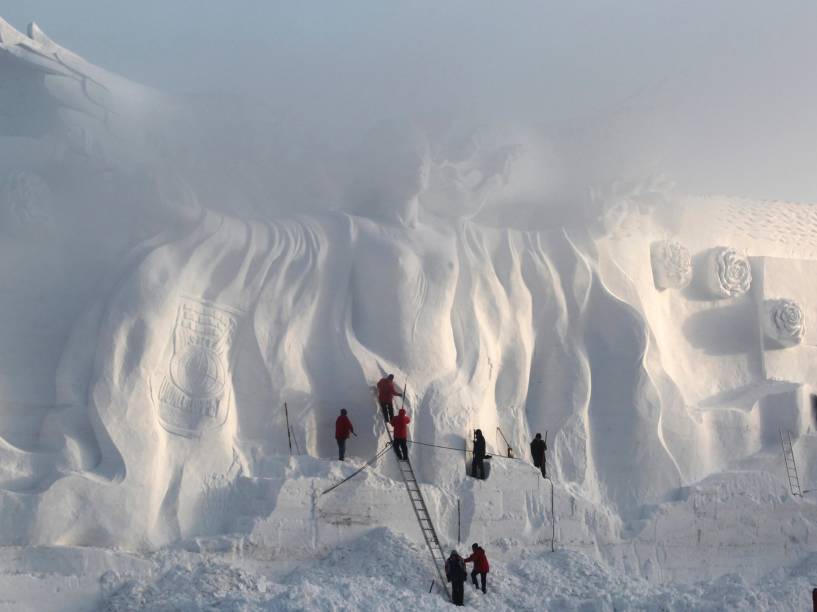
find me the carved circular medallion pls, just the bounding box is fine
[170,347,224,398]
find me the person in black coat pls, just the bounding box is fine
[472,429,487,479]
[445,550,467,606]
[530,432,547,477]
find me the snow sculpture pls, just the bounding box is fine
[763,299,805,347]
[152,298,239,437]
[706,247,752,298]
[588,175,675,236]
[650,240,692,290]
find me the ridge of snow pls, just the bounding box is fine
[0,16,28,45]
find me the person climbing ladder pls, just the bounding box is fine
[390,408,411,461]
[377,374,403,422]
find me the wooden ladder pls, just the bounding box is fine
[780,429,803,497]
[375,393,451,600]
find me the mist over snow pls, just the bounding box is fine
[2,2,817,611]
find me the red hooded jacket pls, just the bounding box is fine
[390,409,410,440]
[377,377,401,402]
[335,414,354,439]
[465,547,489,573]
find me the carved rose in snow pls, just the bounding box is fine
[651,240,692,290]
[707,247,752,298]
[764,299,805,347]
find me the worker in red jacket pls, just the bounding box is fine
[377,374,403,422]
[464,543,490,593]
[390,408,410,461]
[335,409,355,461]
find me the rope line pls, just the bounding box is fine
[408,440,470,453]
[407,438,527,462]
[321,436,539,496]
[321,442,393,496]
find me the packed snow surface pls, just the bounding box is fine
[1,14,817,611]
[2,529,816,611]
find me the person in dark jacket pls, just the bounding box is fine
[445,550,467,606]
[530,432,547,477]
[377,374,403,422]
[390,408,411,460]
[471,429,486,479]
[335,409,355,461]
[464,543,490,593]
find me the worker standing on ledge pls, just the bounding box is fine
[377,374,403,422]
[530,432,547,477]
[472,430,487,479]
[335,409,355,461]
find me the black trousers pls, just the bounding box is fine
[379,400,394,422]
[393,438,408,460]
[534,459,547,478]
[471,570,487,593]
[471,457,485,479]
[451,580,464,605]
[336,437,346,461]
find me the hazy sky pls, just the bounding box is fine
[4,1,817,201]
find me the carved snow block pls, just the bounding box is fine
[706,247,751,298]
[650,240,692,290]
[152,298,240,437]
[762,299,805,348]
[756,257,817,384]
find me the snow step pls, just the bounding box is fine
[780,429,803,497]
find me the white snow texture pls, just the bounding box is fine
[1,15,817,611]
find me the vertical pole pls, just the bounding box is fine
[549,477,555,553]
[548,478,556,552]
[457,499,461,544]
[284,402,293,456]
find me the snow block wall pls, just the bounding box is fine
[0,17,816,584]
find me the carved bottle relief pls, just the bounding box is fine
[707,247,752,298]
[650,240,692,290]
[153,298,239,437]
[763,299,805,348]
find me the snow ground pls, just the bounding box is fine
[2,527,815,611]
